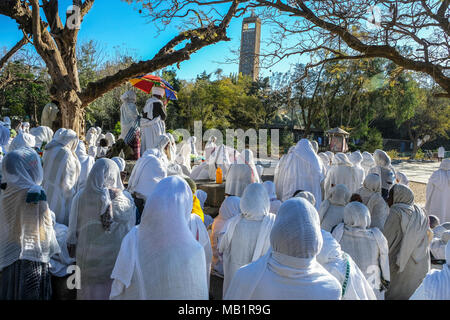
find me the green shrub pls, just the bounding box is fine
[114,122,121,137]
[361,128,383,153]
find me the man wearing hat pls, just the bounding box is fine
[140,86,167,156]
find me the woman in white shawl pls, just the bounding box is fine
[318,152,330,175]
[349,151,365,190]
[332,202,390,300]
[357,173,390,231]
[85,127,98,149]
[236,149,261,183]
[369,149,396,201]
[0,125,10,162]
[105,132,115,148]
[425,159,450,224]
[42,128,81,226]
[383,184,431,300]
[0,147,60,300]
[75,140,95,191]
[324,153,358,198]
[219,183,276,295]
[110,176,209,300]
[211,196,241,277]
[140,88,166,155]
[8,132,36,152]
[293,181,377,300]
[224,163,255,197]
[224,197,341,300]
[204,136,217,161]
[274,139,325,208]
[119,90,139,141]
[361,151,376,176]
[410,242,450,300]
[67,158,136,300]
[319,184,350,232]
[127,154,167,203]
[263,181,282,214]
[30,126,54,150]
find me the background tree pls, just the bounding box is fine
[0,0,239,136]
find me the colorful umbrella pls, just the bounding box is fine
[129,74,178,100]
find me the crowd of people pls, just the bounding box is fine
[0,90,449,301]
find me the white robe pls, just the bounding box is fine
[211,196,240,277]
[119,91,139,140]
[324,153,359,198]
[410,243,450,300]
[332,202,390,299]
[318,184,350,232]
[110,176,209,300]
[140,97,165,155]
[224,198,341,300]
[425,159,450,224]
[67,158,135,300]
[219,183,276,295]
[274,139,324,209]
[42,129,81,226]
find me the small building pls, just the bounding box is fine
[326,127,349,153]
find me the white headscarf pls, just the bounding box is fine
[8,132,36,152]
[127,154,167,201]
[236,149,261,183]
[67,158,134,299]
[30,126,54,149]
[362,151,376,176]
[211,196,241,276]
[224,198,342,300]
[119,90,139,140]
[225,164,254,197]
[275,139,324,208]
[295,191,317,207]
[357,173,389,230]
[105,132,116,147]
[112,157,126,172]
[332,202,390,288]
[319,184,350,232]
[425,159,450,223]
[110,176,208,300]
[219,183,276,294]
[263,180,282,214]
[42,128,81,225]
[0,147,60,270]
[75,140,95,191]
[390,184,430,273]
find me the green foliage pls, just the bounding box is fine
[114,121,121,137]
[361,128,383,153]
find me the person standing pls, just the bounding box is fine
[0,147,60,300]
[140,87,167,156]
[437,146,445,162]
[425,159,450,223]
[383,184,431,300]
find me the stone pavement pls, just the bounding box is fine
[392,161,441,184]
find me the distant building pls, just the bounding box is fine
[239,13,261,81]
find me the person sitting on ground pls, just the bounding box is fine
[318,184,351,233]
[219,183,276,296]
[332,202,390,300]
[224,197,342,300]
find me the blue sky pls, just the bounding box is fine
[0,0,302,81]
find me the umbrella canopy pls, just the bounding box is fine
[129,74,178,100]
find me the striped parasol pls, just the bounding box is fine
[129,74,178,100]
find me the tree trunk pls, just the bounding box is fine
[58,89,85,138]
[410,139,419,159]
